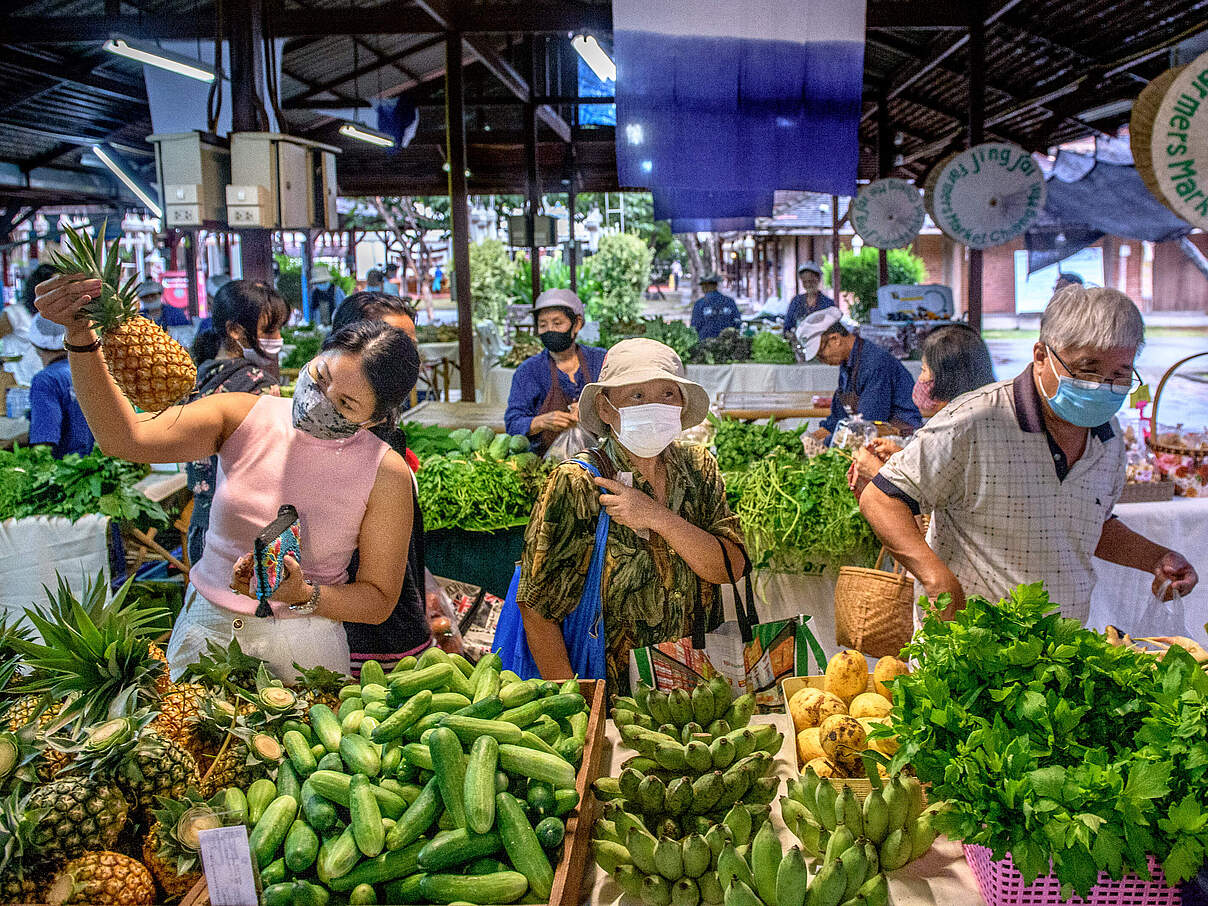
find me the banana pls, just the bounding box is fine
[776,846,810,906]
[657,817,683,839]
[747,804,772,835]
[725,879,763,906]
[683,834,712,879]
[731,752,773,781]
[780,797,812,840]
[648,690,672,726]
[691,772,726,814]
[666,777,693,816]
[692,683,718,726]
[672,878,702,906]
[710,736,738,770]
[749,724,780,752]
[708,718,732,739]
[862,842,880,879]
[629,826,660,875]
[614,695,642,712]
[656,741,690,772]
[593,839,634,874]
[661,723,681,739]
[883,777,908,832]
[824,826,856,865]
[814,781,839,832]
[643,874,673,906]
[613,708,637,728]
[656,836,686,881]
[751,821,782,906]
[639,775,668,815]
[610,806,648,841]
[634,682,653,714]
[699,871,726,906]
[861,789,890,845]
[879,828,910,872]
[747,776,780,806]
[805,861,847,906]
[838,787,863,839]
[614,865,646,899]
[903,776,925,825]
[717,844,755,893]
[706,824,734,862]
[855,874,888,906]
[680,722,703,745]
[593,776,623,802]
[838,845,868,902]
[620,767,646,802]
[731,729,758,761]
[716,767,752,810]
[795,819,823,858]
[800,766,822,808]
[709,676,733,717]
[909,813,938,861]
[623,756,663,775]
[595,819,622,844]
[724,693,756,728]
[685,740,714,773]
[669,689,695,726]
[723,804,753,848]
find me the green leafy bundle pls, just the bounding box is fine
[723,450,877,570]
[640,316,699,362]
[750,330,795,364]
[709,415,806,472]
[399,422,462,459]
[885,584,1208,896]
[497,333,543,368]
[414,323,459,343]
[281,329,323,369]
[688,327,752,364]
[0,446,165,528]
[416,453,550,532]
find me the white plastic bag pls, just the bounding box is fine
[1131,580,1190,640]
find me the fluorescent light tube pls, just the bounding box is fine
[92,144,163,218]
[572,35,616,83]
[104,37,215,83]
[339,122,396,148]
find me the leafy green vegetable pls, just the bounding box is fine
[416,453,551,532]
[723,450,876,570]
[709,415,806,472]
[281,329,323,369]
[689,328,751,365]
[498,334,543,368]
[750,331,795,364]
[401,422,463,459]
[886,584,1208,896]
[0,446,166,529]
[414,323,459,344]
[640,317,699,362]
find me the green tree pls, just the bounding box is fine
[589,232,653,322]
[822,247,927,322]
[469,239,515,326]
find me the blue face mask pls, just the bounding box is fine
[1043,352,1127,428]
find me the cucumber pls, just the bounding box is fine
[349,884,377,906]
[464,735,499,834]
[383,873,426,905]
[350,773,385,857]
[381,744,403,776]
[284,818,320,872]
[419,871,529,904]
[427,727,468,828]
[552,788,580,817]
[418,645,451,670]
[246,778,277,825]
[498,700,544,728]
[498,681,540,710]
[300,781,338,833]
[317,825,360,883]
[338,697,363,721]
[498,744,577,789]
[329,840,425,891]
[210,786,248,826]
[360,683,389,704]
[341,709,365,735]
[386,775,440,851]
[474,670,502,703]
[373,689,432,743]
[428,692,473,713]
[388,663,455,697]
[451,695,504,721]
[467,857,512,874]
[275,760,302,806]
[527,716,561,744]
[310,742,327,761]
[390,655,418,674]
[260,857,286,887]
[294,881,330,906]
[401,743,433,771]
[499,670,523,685]
[309,769,354,806]
[517,730,561,758]
[248,794,298,868]
[283,730,318,777]
[340,685,364,701]
[406,712,446,741]
[496,791,554,900]
[372,784,409,820]
[538,693,587,720]
[364,702,392,722]
[361,659,388,688]
[440,716,524,746]
[465,654,496,694]
[359,716,380,739]
[417,827,504,871]
[317,752,345,773]
[341,734,382,778]
[282,719,314,745]
[535,816,565,850]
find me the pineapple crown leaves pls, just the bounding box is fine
[294,663,347,697]
[47,221,141,335]
[0,790,46,880]
[151,787,216,877]
[180,637,266,695]
[0,726,46,796]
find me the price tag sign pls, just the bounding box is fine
[1131,383,1152,409]
[198,825,259,906]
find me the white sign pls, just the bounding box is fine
[198,825,258,906]
[851,178,925,249]
[926,143,1047,249]
[1150,49,1208,230]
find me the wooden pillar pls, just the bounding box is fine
[567,157,578,294]
[831,195,842,306]
[301,229,314,323]
[877,82,893,287]
[227,0,273,282]
[525,39,541,302]
[967,3,986,331]
[183,230,200,319]
[446,31,476,399]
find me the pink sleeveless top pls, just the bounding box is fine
[190,395,391,616]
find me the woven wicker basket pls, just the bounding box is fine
[833,547,914,658]
[1147,351,1208,464]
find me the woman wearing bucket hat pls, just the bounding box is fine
[511,338,748,693]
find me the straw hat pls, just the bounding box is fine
[578,338,710,437]
[795,307,843,360]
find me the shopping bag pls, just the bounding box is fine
[629,542,826,712]
[492,459,609,680]
[1131,580,1191,640]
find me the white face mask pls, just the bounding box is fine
[608,400,683,457]
[259,338,284,356]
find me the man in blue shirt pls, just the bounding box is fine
[797,308,922,444]
[690,274,742,340]
[26,314,94,458]
[505,289,607,456]
[783,261,836,334]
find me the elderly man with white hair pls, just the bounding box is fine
[860,286,1198,623]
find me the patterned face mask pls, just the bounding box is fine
[291,361,367,440]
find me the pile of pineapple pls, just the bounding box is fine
[0,575,343,905]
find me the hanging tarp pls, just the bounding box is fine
[653,187,774,234]
[613,0,866,228]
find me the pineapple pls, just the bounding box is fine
[142,790,219,901]
[201,726,283,797]
[0,792,44,905]
[295,664,346,712]
[179,637,267,698]
[48,223,195,412]
[45,850,155,906]
[27,776,129,864]
[151,681,207,762]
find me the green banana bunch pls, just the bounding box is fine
[716,837,887,906]
[621,678,749,740]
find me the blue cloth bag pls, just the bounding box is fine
[493,459,609,680]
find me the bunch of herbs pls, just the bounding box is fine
[709,415,806,472]
[416,453,550,532]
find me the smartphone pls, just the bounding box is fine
[253,505,302,610]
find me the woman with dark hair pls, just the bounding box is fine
[186,280,290,564]
[331,291,436,676]
[35,271,420,680]
[848,324,996,496]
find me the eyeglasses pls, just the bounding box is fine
[1047,346,1142,395]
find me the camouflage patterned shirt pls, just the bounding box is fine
[517,437,746,694]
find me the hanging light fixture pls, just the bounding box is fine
[92,144,163,218]
[339,122,396,148]
[104,36,215,83]
[572,35,616,82]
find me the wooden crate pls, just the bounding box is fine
[181,678,608,906]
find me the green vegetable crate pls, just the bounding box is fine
[179,679,608,906]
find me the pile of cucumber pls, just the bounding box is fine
[225,649,590,906]
[589,679,786,906]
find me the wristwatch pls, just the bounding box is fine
[289,581,321,615]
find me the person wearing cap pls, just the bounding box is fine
[798,308,922,444]
[783,261,836,335]
[1054,271,1083,295]
[514,339,748,693]
[309,264,346,325]
[26,313,94,458]
[690,274,742,340]
[504,289,607,457]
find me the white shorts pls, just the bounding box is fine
[167,586,351,682]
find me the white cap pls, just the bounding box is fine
[28,314,65,351]
[796,307,844,360]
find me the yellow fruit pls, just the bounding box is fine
[805,756,840,778]
[820,715,866,762]
[789,687,825,732]
[850,692,892,720]
[46,850,155,905]
[798,691,847,729]
[873,657,910,700]
[796,727,826,764]
[862,717,900,756]
[825,650,869,703]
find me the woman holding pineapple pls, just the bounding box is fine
[35,269,420,682]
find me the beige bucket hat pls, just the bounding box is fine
[579,337,710,437]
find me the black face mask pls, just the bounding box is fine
[539,328,575,354]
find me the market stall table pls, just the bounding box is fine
[406,400,508,433]
[0,416,28,450]
[717,391,830,421]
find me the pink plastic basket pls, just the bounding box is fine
[963,844,1181,906]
